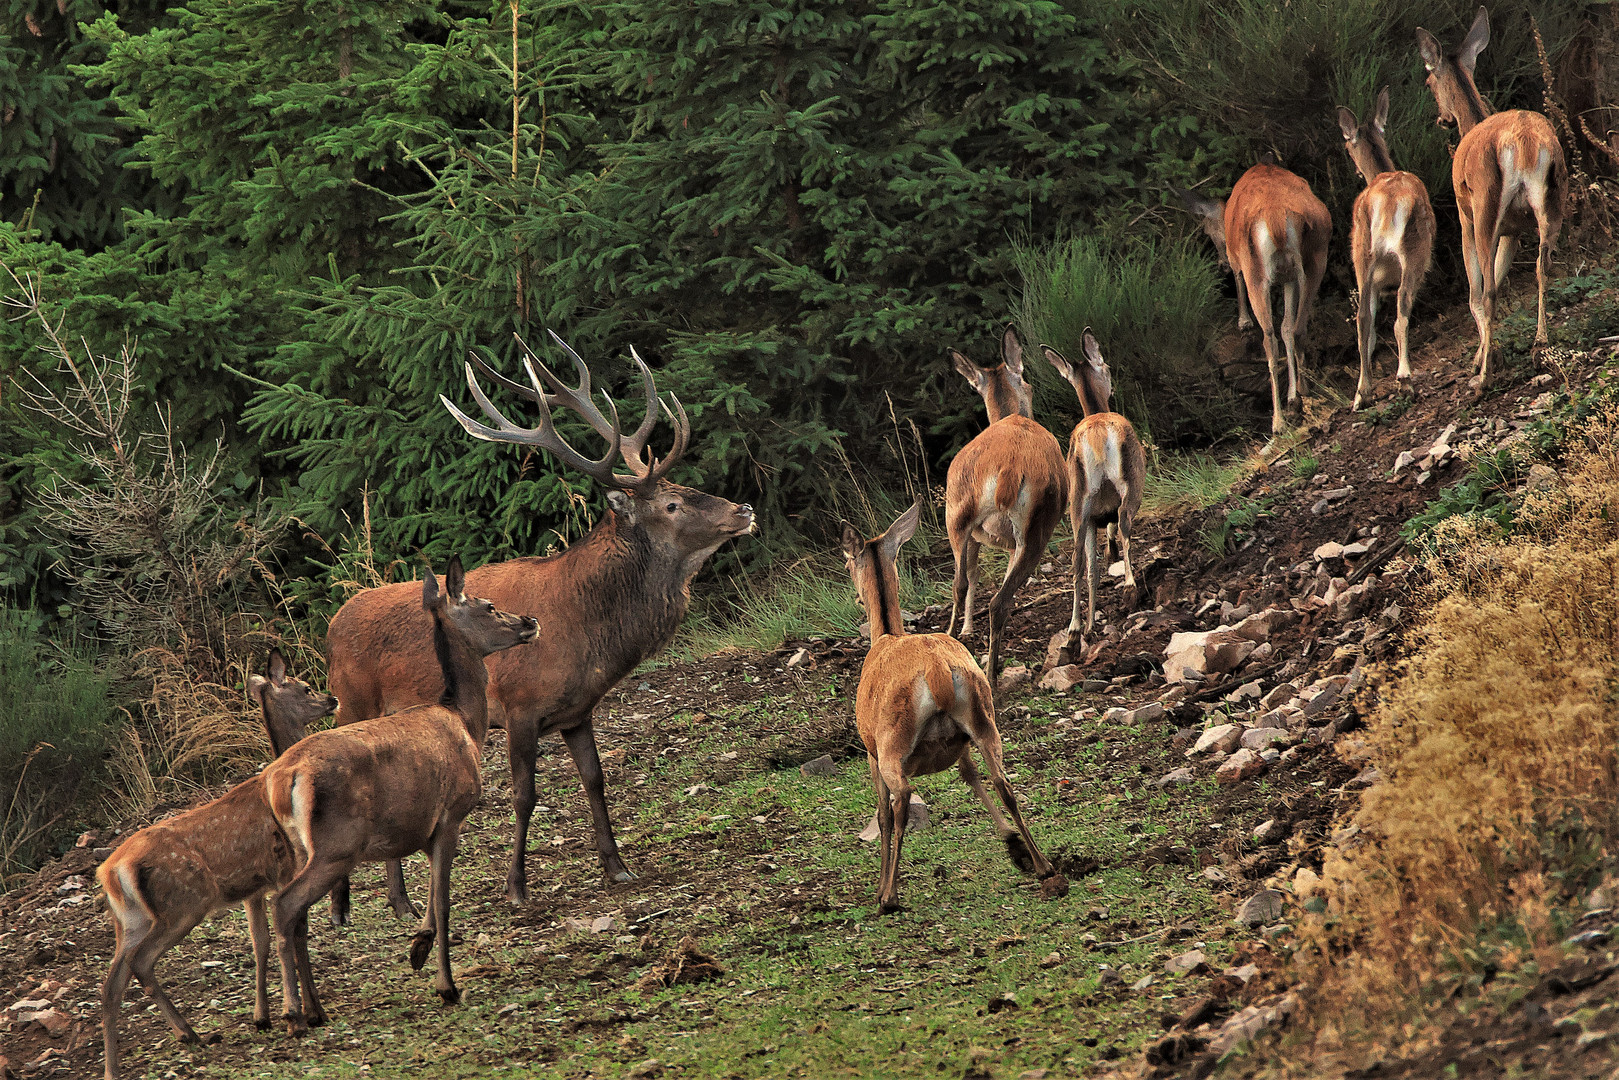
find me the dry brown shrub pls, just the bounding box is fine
[1287,407,1619,1066]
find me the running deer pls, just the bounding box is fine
[1041,330,1146,666]
[842,500,1063,913]
[97,651,337,1080]
[261,558,538,1033]
[1176,164,1332,432]
[324,334,754,918]
[1416,7,1567,393]
[1337,87,1437,410]
[943,325,1068,685]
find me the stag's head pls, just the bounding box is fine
[1336,87,1398,184]
[1416,7,1490,131]
[949,325,1034,423]
[1170,186,1229,267]
[442,333,756,569]
[840,499,922,640]
[421,556,540,656]
[248,647,338,758]
[1041,328,1114,419]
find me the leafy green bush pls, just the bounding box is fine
[0,607,116,884]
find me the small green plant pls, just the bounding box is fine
[1365,393,1415,427]
[1200,494,1275,556]
[1144,451,1247,515]
[1289,452,1320,482]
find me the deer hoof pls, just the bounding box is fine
[610,868,639,884]
[877,898,904,916]
[204,1032,223,1046]
[284,1013,308,1038]
[437,985,462,1005]
[254,1016,271,1031]
[1003,833,1035,873]
[505,878,529,906]
[307,1008,328,1028]
[409,930,435,971]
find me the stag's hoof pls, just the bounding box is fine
[610,869,638,884]
[307,1007,328,1028]
[409,930,435,971]
[505,878,529,906]
[284,1012,309,1038]
[204,1032,223,1046]
[254,1016,271,1031]
[877,899,905,916]
[437,985,462,1005]
[1004,833,1036,873]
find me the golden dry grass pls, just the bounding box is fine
[1287,407,1619,1066]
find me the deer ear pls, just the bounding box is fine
[1458,7,1489,73]
[247,674,269,706]
[1170,185,1221,221]
[840,520,863,562]
[1041,345,1076,383]
[605,488,636,524]
[1081,328,1106,370]
[445,555,466,599]
[1337,106,1358,142]
[268,647,287,685]
[1000,325,1024,376]
[1374,86,1391,132]
[422,567,441,612]
[949,349,983,390]
[880,499,922,560]
[1415,27,1443,71]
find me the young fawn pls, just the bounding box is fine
[97,650,337,1080]
[943,325,1068,685]
[842,500,1065,913]
[1041,330,1146,665]
[259,557,537,1033]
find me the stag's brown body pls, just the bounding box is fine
[1042,332,1146,665]
[844,502,1060,913]
[263,560,538,1033]
[325,336,754,916]
[943,327,1067,685]
[1418,8,1565,392]
[97,651,337,1080]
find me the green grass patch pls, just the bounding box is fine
[1143,451,1248,517]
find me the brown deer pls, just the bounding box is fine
[261,558,538,1033]
[1041,330,1147,666]
[842,500,1063,913]
[1176,163,1332,432]
[943,325,1068,684]
[1416,7,1567,393]
[324,334,754,918]
[1336,87,1437,410]
[97,651,337,1080]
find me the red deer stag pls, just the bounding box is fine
[842,500,1064,913]
[1176,164,1332,432]
[324,334,754,918]
[1337,87,1437,410]
[1041,330,1146,666]
[97,650,337,1080]
[262,558,538,1033]
[943,326,1067,685]
[1416,7,1566,393]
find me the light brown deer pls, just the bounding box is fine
[1416,7,1567,393]
[324,335,754,918]
[1041,330,1147,666]
[1176,164,1332,432]
[943,325,1068,684]
[97,651,337,1080]
[1337,87,1437,410]
[843,501,1063,913]
[261,558,538,1033]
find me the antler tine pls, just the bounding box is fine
[509,331,618,442]
[469,349,546,406]
[440,361,625,487]
[638,390,691,489]
[617,345,661,478]
[519,356,626,484]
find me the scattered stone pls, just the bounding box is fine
[1039,665,1085,693]
[1164,949,1207,976]
[1127,701,1166,724]
[1226,963,1261,985]
[1240,727,1289,751]
[21,1008,71,1037]
[1131,974,1156,992]
[1259,681,1298,709]
[1039,874,1070,900]
[1301,683,1343,718]
[1567,929,1610,950]
[1312,541,1343,561]
[1206,1004,1273,1056]
[799,754,837,778]
[1215,748,1265,784]
[498,1002,521,1017]
[1258,748,1280,765]
[1292,867,1321,899]
[1346,766,1383,789]
[1253,708,1288,730]
[998,665,1032,697]
[628,1059,664,1078]
[1164,629,1257,683]
[1225,680,1263,704]
[1230,608,1296,644]
[591,915,616,934]
[6,999,50,1014]
[1393,449,1415,475]
[1101,706,1129,723]
[1252,819,1286,844]
[1096,966,1125,988]
[1039,951,1063,968]
[785,647,810,669]
[1201,866,1230,885]
[1341,541,1370,558]
[857,794,929,841]
[1018,1071,1050,1080]
[1155,767,1195,790]
[1236,890,1286,928]
[1523,462,1558,495]
[1190,724,1243,756]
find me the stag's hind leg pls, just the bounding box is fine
[985,534,1043,685]
[128,915,206,1045]
[958,750,1021,859]
[964,721,1054,880]
[245,894,273,1030]
[563,717,635,885]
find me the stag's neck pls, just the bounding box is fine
[1354,140,1397,183]
[1078,378,1109,418]
[1454,76,1492,136]
[434,617,492,746]
[864,565,906,643]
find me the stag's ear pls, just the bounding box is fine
[1081,327,1107,371]
[1000,325,1024,376]
[1337,106,1359,142]
[1458,7,1489,73]
[604,488,636,524]
[1373,86,1391,132]
[1041,345,1076,383]
[949,349,984,391]
[445,555,466,600]
[247,674,269,707]
[268,647,287,685]
[880,499,922,561]
[1169,185,1221,221]
[1415,26,1444,71]
[422,567,441,612]
[840,520,863,562]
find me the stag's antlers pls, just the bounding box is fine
[441,332,690,493]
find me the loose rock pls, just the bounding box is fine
[799,754,837,778]
[1215,748,1265,784]
[1164,949,1207,975]
[1039,665,1085,693]
[1236,890,1286,928]
[1190,724,1243,756]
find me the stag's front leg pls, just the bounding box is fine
[563,718,636,884]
